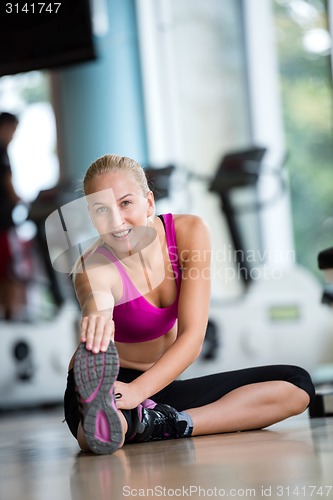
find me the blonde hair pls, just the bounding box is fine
[83,154,151,197]
[71,154,154,278]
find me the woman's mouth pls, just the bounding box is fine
[111,229,132,239]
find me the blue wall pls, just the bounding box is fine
[54,0,147,180]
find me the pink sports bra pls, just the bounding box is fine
[94,213,182,343]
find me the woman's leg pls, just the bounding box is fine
[64,360,315,451]
[151,364,315,435]
[187,380,310,436]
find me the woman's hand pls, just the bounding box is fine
[80,314,115,353]
[114,381,144,410]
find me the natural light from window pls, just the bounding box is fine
[0,71,59,202]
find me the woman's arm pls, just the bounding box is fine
[116,215,211,408]
[74,257,116,353]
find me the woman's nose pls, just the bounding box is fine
[109,206,124,229]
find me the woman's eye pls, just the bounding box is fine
[96,206,108,213]
[121,200,131,207]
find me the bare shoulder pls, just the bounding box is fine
[173,213,210,237]
[173,214,211,253]
[73,250,116,293]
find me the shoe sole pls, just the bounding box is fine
[73,342,122,454]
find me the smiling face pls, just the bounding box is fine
[86,171,155,256]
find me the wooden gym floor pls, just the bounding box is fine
[0,406,332,500]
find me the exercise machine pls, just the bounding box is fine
[211,148,332,372]
[309,247,333,417]
[0,183,79,409]
[181,147,333,377]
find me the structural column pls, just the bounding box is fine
[51,0,147,181]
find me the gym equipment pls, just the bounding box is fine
[184,147,333,377]
[309,247,333,418]
[0,305,78,409]
[209,146,267,285]
[145,152,333,374]
[0,183,80,409]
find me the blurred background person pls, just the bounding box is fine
[0,111,31,320]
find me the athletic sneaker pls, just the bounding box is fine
[74,341,123,455]
[130,404,191,443]
[74,342,192,453]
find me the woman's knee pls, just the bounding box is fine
[291,365,315,406]
[275,364,315,408]
[277,381,310,416]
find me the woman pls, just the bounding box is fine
[64,154,315,455]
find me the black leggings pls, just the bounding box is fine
[64,364,315,439]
